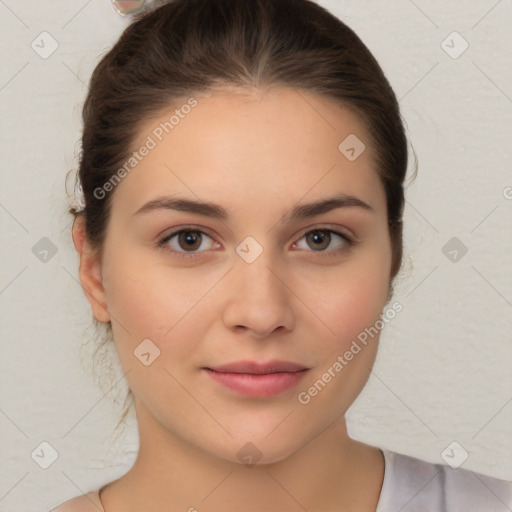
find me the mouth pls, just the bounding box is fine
[203,360,310,397]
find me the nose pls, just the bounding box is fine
[221,252,296,339]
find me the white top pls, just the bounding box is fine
[52,449,512,511]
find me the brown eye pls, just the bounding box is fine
[177,231,202,251]
[292,228,353,255]
[158,229,219,256]
[305,230,331,251]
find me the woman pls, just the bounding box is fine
[54,0,512,510]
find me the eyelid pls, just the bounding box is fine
[292,223,355,243]
[158,224,217,243]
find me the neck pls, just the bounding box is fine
[100,402,384,512]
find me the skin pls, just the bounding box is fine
[73,86,394,511]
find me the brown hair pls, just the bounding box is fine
[69,0,415,430]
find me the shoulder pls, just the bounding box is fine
[377,449,512,512]
[50,490,104,512]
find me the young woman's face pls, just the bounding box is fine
[87,87,393,464]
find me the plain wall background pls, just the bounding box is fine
[0,1,511,510]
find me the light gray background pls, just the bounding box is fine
[0,1,511,510]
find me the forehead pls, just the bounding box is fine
[114,87,385,217]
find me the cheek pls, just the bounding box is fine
[104,260,166,338]
[102,251,221,351]
[308,261,390,353]
[295,272,388,416]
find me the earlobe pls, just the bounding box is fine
[72,216,111,324]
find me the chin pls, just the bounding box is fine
[204,431,308,468]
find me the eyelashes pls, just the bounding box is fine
[158,229,220,256]
[291,229,352,253]
[157,226,356,260]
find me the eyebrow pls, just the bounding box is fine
[132,194,374,221]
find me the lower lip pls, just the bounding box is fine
[204,369,308,397]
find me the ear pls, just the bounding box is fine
[72,215,110,323]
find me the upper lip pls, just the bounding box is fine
[205,360,309,374]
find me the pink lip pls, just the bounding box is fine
[204,360,309,397]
